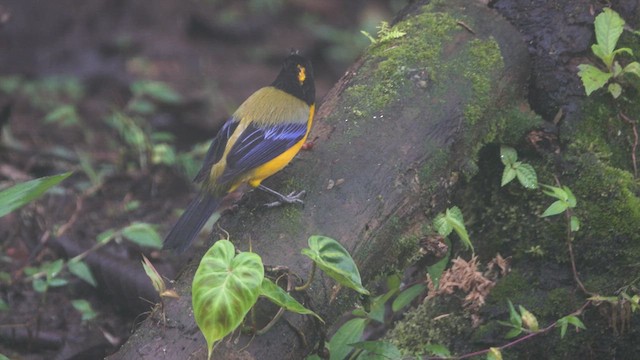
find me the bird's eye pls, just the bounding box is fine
[296,64,306,85]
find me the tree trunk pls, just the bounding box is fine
[108,0,533,358]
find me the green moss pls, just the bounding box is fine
[342,9,459,120]
[461,38,504,125]
[389,296,472,356]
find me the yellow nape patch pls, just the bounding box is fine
[297,65,306,85]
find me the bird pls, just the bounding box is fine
[163,54,315,252]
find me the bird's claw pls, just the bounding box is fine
[264,190,306,208]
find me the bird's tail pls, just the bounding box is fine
[163,192,221,253]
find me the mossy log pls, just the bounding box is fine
[108,1,535,358]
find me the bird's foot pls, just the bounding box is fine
[263,190,306,208]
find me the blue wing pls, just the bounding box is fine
[217,121,307,184]
[193,119,240,183]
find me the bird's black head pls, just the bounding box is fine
[272,54,315,106]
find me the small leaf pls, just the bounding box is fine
[0,172,72,218]
[0,298,8,311]
[541,200,568,217]
[350,341,402,359]
[501,166,517,187]
[515,163,538,189]
[622,62,640,78]
[44,105,80,126]
[433,212,452,237]
[427,238,451,289]
[141,255,165,294]
[594,8,626,58]
[577,64,612,95]
[68,260,97,287]
[392,284,426,312]
[487,347,503,360]
[96,229,116,244]
[121,222,162,248]
[328,317,367,360]
[131,80,182,104]
[519,305,539,332]
[301,236,369,295]
[505,327,522,339]
[71,299,98,321]
[608,82,622,98]
[424,343,451,357]
[260,278,323,322]
[507,300,522,328]
[33,278,47,293]
[563,186,577,208]
[444,207,473,251]
[192,240,264,360]
[570,216,580,232]
[500,146,517,166]
[542,184,568,201]
[47,277,68,287]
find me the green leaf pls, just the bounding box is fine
[0,298,9,311]
[519,305,539,331]
[570,216,580,232]
[622,62,640,78]
[47,277,68,287]
[44,104,80,126]
[594,8,626,59]
[563,186,577,208]
[515,163,538,189]
[500,146,517,166]
[33,278,47,293]
[433,212,452,237]
[96,229,116,243]
[392,284,426,312]
[437,207,473,251]
[131,80,182,104]
[260,278,323,321]
[507,300,522,327]
[192,240,264,360]
[591,43,607,62]
[608,82,622,98]
[501,166,517,187]
[350,341,402,359]
[0,353,10,360]
[541,200,568,217]
[71,299,98,321]
[141,255,165,294]
[504,327,522,339]
[577,64,612,95]
[301,236,369,295]
[68,260,97,287]
[328,317,367,360]
[121,222,162,248]
[427,238,451,289]
[487,347,503,360]
[542,184,568,200]
[557,315,586,338]
[0,172,72,218]
[424,343,451,357]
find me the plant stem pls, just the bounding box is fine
[619,112,638,178]
[295,262,316,292]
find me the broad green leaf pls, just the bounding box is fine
[623,62,640,78]
[0,172,72,218]
[301,236,369,295]
[487,347,503,360]
[424,343,451,357]
[499,146,517,166]
[541,200,568,217]
[45,259,65,279]
[71,299,97,321]
[577,64,612,95]
[350,340,402,359]
[501,166,517,187]
[505,327,522,339]
[515,163,538,189]
[594,8,626,60]
[33,278,47,293]
[260,278,323,321]
[591,43,607,62]
[47,277,68,287]
[328,317,367,360]
[68,259,97,287]
[392,284,426,312]
[608,82,622,98]
[433,212,452,237]
[0,353,10,360]
[192,240,264,360]
[121,222,162,248]
[96,229,116,243]
[0,299,8,311]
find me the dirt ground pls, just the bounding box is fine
[0,0,638,358]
